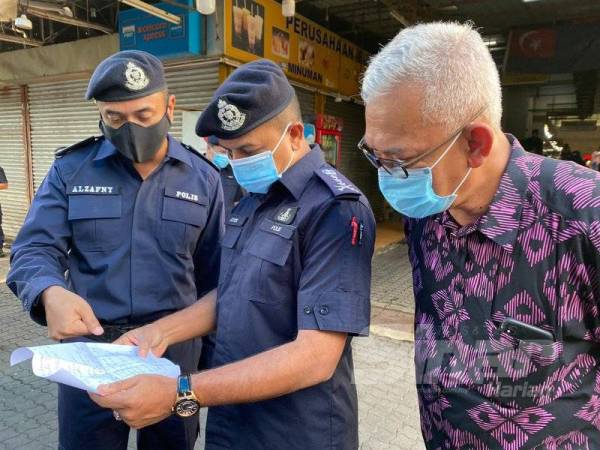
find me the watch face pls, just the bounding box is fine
[175,399,200,418]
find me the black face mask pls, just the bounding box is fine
[100,113,171,163]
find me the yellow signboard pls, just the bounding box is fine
[224,0,367,97]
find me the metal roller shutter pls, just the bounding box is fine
[324,97,384,219]
[28,59,221,190]
[0,86,29,240]
[28,78,99,190]
[293,86,315,121]
[164,59,221,140]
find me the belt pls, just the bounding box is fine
[84,324,142,343]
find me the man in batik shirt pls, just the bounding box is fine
[360,22,600,449]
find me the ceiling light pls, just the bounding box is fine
[195,0,215,15]
[14,14,32,30]
[60,6,73,17]
[522,0,544,3]
[120,0,181,25]
[484,40,497,46]
[282,0,295,18]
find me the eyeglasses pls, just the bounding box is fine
[358,107,486,179]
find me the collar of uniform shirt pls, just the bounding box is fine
[433,134,529,253]
[277,145,325,200]
[93,134,192,168]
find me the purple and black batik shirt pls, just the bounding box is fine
[406,135,600,449]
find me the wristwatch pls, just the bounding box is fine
[173,374,200,418]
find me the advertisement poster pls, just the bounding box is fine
[224,0,367,96]
[119,2,202,59]
[231,1,265,57]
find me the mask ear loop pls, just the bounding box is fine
[430,131,462,170]
[272,122,294,175]
[429,130,471,196]
[451,167,472,196]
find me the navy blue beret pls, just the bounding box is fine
[86,50,167,102]
[195,59,295,139]
[207,135,220,145]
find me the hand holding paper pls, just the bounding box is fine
[10,342,180,393]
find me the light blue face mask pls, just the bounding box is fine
[378,132,471,219]
[229,123,292,194]
[212,152,230,169]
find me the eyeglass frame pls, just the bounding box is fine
[358,106,487,179]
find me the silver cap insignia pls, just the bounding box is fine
[217,99,246,131]
[124,61,149,91]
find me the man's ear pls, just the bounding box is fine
[464,122,494,168]
[167,95,176,122]
[288,122,305,150]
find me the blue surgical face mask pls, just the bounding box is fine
[378,133,471,219]
[212,152,230,169]
[229,123,292,194]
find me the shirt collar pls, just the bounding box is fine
[435,134,530,252]
[477,134,530,252]
[165,135,193,167]
[277,145,326,200]
[93,137,118,161]
[93,134,192,168]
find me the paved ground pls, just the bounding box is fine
[0,243,424,450]
[372,244,415,313]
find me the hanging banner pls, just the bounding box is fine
[224,0,367,96]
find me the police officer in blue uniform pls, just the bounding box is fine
[90,59,375,450]
[7,50,223,450]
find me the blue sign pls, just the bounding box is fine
[119,1,202,59]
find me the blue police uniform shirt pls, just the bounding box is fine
[206,145,375,449]
[8,134,224,324]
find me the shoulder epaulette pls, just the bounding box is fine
[314,165,361,200]
[181,143,219,172]
[55,136,101,159]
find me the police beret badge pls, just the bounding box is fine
[217,99,246,131]
[124,61,150,91]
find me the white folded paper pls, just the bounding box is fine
[10,342,180,393]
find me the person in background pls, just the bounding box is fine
[591,150,600,171]
[0,165,8,257]
[361,21,600,449]
[560,143,585,166]
[521,128,544,155]
[205,135,244,215]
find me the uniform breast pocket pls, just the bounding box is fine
[218,216,247,289]
[244,219,295,304]
[68,194,122,251]
[159,189,208,257]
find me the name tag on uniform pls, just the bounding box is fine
[175,191,199,202]
[164,187,205,205]
[259,219,295,239]
[68,185,119,195]
[228,214,248,226]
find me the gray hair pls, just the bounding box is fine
[361,22,502,132]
